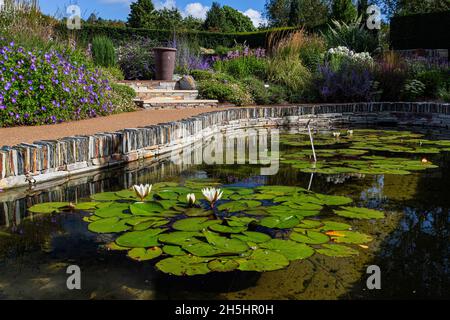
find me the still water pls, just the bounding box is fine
[0,127,449,300]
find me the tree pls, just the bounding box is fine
[204,2,255,32]
[153,8,183,30]
[331,0,357,23]
[87,13,98,24]
[127,0,155,28]
[288,0,330,27]
[181,16,204,31]
[265,0,294,27]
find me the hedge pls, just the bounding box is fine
[55,24,322,49]
[390,11,450,50]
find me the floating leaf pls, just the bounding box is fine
[319,221,352,231]
[162,245,186,256]
[217,200,261,212]
[203,231,249,253]
[226,216,257,227]
[130,202,165,216]
[317,244,359,257]
[207,259,239,272]
[237,249,289,272]
[94,204,130,218]
[259,239,314,261]
[158,231,202,246]
[183,242,228,256]
[74,202,101,210]
[184,208,213,217]
[156,255,211,276]
[173,218,220,232]
[28,202,70,214]
[334,207,384,220]
[231,231,272,244]
[290,230,329,244]
[260,215,300,229]
[295,220,323,229]
[209,224,248,234]
[90,192,123,201]
[127,247,162,261]
[116,229,166,248]
[88,217,131,233]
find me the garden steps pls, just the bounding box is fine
[117,80,177,90]
[134,89,199,101]
[137,99,219,109]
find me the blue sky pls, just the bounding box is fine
[40,0,268,26]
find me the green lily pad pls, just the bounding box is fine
[209,224,248,234]
[183,242,228,256]
[290,230,329,244]
[158,232,202,246]
[237,249,289,272]
[116,229,166,248]
[231,231,272,244]
[226,216,257,227]
[319,221,352,231]
[259,239,314,261]
[105,242,130,251]
[203,231,249,253]
[94,204,130,218]
[207,259,239,272]
[155,255,212,276]
[295,220,323,229]
[162,245,186,256]
[334,207,384,220]
[74,202,101,210]
[259,215,300,229]
[317,244,359,257]
[90,192,123,201]
[127,247,162,261]
[314,194,353,206]
[217,200,261,212]
[28,202,70,214]
[130,202,165,216]
[173,217,220,232]
[88,217,131,233]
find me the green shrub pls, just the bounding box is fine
[243,78,287,105]
[91,36,117,67]
[100,66,125,81]
[214,56,268,79]
[438,87,450,102]
[298,35,326,71]
[198,78,253,106]
[417,69,449,98]
[267,57,311,97]
[110,83,137,113]
[402,79,426,101]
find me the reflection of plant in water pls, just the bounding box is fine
[280,129,450,175]
[27,179,384,276]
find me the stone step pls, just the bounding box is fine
[118,80,177,90]
[135,89,199,100]
[136,99,219,109]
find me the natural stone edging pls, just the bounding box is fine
[1,102,449,190]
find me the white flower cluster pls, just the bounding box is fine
[328,46,373,64]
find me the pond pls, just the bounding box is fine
[0,127,449,300]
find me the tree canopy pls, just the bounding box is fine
[331,0,358,23]
[204,2,256,32]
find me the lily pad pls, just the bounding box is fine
[317,244,359,257]
[334,207,384,220]
[74,202,101,210]
[207,259,239,272]
[90,192,123,201]
[203,231,249,253]
[116,229,166,248]
[231,231,272,244]
[209,224,248,234]
[130,202,165,216]
[290,230,329,244]
[158,231,202,246]
[156,255,212,276]
[28,202,70,214]
[94,204,130,218]
[259,239,314,261]
[88,217,131,233]
[172,218,220,232]
[237,249,289,272]
[162,245,186,256]
[127,247,162,261]
[259,216,300,229]
[327,230,372,244]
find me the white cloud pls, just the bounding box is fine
[243,9,267,28]
[183,2,209,20]
[154,0,177,10]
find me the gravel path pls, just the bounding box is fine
[0,107,225,147]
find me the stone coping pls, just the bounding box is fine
[0,102,449,190]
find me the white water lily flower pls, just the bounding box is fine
[186,193,196,206]
[333,132,341,138]
[201,188,223,208]
[347,130,354,136]
[133,184,152,201]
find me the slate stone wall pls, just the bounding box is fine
[1,102,449,190]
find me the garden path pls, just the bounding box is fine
[0,107,227,147]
